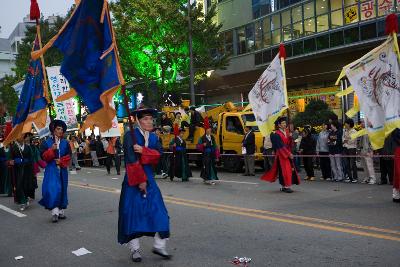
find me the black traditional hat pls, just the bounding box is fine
[49,119,67,133]
[274,116,287,126]
[131,107,158,119]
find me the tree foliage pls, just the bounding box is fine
[111,0,229,101]
[0,75,19,116]
[292,99,336,127]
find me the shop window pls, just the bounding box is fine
[377,0,394,16]
[344,26,359,44]
[279,0,291,9]
[330,30,344,47]
[283,26,292,41]
[285,44,293,57]
[224,31,233,56]
[304,1,315,19]
[292,5,302,23]
[255,52,263,65]
[304,18,316,35]
[246,24,255,52]
[330,0,342,11]
[255,21,263,50]
[304,38,316,53]
[316,34,329,50]
[252,0,273,19]
[360,0,376,21]
[316,0,328,15]
[271,14,281,30]
[282,10,291,26]
[292,41,303,56]
[272,29,281,44]
[360,22,377,40]
[293,21,304,39]
[263,49,272,63]
[331,9,344,28]
[344,4,359,24]
[316,14,329,32]
[377,19,386,36]
[236,27,246,54]
[263,17,272,48]
[271,47,279,57]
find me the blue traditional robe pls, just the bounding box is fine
[118,128,170,244]
[39,137,71,210]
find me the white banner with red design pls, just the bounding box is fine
[248,53,287,137]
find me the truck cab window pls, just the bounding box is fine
[226,116,244,135]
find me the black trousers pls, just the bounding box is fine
[319,152,331,179]
[343,148,358,180]
[303,157,314,177]
[106,153,121,174]
[380,158,394,184]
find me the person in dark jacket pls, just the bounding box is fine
[187,107,202,141]
[242,124,256,176]
[299,128,316,181]
[378,135,395,185]
[328,121,344,181]
[95,136,105,166]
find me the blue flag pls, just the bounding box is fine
[4,36,48,146]
[32,0,124,132]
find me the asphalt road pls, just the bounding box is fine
[0,166,399,267]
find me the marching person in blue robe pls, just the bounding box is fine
[118,108,171,262]
[39,120,71,223]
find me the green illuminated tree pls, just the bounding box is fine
[111,0,228,101]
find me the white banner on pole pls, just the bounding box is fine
[46,66,78,130]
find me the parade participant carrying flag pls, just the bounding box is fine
[335,13,400,150]
[31,0,125,132]
[39,120,71,223]
[261,117,300,193]
[249,44,300,193]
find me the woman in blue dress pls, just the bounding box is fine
[118,108,171,262]
[39,120,71,223]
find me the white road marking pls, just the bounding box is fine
[191,177,259,185]
[0,204,27,218]
[111,178,118,180]
[80,167,259,185]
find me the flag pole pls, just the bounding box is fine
[279,44,290,124]
[30,0,53,122]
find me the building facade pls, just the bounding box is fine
[200,0,400,117]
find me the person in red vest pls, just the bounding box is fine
[261,117,300,193]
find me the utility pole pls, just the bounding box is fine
[188,0,195,106]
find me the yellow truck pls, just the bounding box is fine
[159,102,264,172]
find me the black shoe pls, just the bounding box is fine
[378,181,388,185]
[58,214,67,220]
[152,248,172,259]
[280,188,293,193]
[117,172,120,175]
[52,215,59,223]
[169,176,174,181]
[393,198,400,203]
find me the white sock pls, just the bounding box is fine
[128,238,140,252]
[51,207,60,216]
[153,233,167,249]
[59,209,65,216]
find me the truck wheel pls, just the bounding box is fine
[223,155,243,173]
